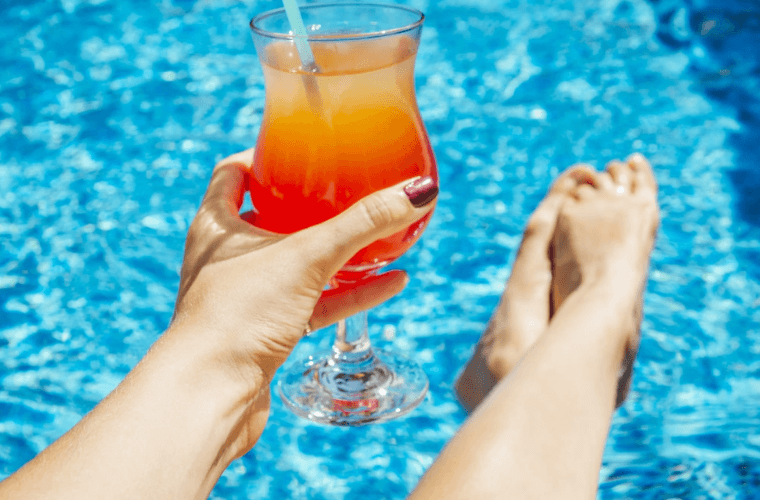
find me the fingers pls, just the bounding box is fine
[294,176,438,278]
[184,148,268,269]
[309,270,409,330]
[201,148,255,213]
[240,211,282,237]
[191,148,265,239]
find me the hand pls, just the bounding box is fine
[167,148,437,455]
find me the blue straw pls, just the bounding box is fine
[282,0,318,71]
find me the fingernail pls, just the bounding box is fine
[404,176,438,208]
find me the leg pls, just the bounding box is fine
[552,153,658,406]
[454,166,595,412]
[412,154,658,499]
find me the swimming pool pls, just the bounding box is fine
[2,0,759,497]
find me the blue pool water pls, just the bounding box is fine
[2,0,760,497]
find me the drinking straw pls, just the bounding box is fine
[281,0,323,111]
[282,0,318,72]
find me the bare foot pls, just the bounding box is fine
[552,153,659,406]
[455,154,659,412]
[454,165,596,412]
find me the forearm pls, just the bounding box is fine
[0,323,266,500]
[411,278,632,499]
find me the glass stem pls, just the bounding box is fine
[333,311,373,363]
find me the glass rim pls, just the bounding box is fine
[249,2,425,42]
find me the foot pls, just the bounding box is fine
[454,165,596,412]
[552,153,659,406]
[455,154,659,412]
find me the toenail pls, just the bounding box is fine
[615,185,626,195]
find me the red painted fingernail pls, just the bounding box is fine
[403,176,438,208]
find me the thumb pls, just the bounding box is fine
[293,176,438,278]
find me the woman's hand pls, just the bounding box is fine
[168,148,437,453]
[0,149,435,500]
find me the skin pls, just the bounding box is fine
[422,153,659,499]
[0,149,659,500]
[0,148,436,500]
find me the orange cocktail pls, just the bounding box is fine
[250,35,436,282]
[250,3,435,426]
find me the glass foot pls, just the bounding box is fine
[277,348,429,426]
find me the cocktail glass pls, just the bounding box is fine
[249,2,437,426]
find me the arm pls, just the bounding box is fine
[0,324,265,500]
[0,149,437,499]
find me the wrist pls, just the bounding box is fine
[164,315,271,392]
[17,321,273,500]
[171,297,299,384]
[153,322,271,462]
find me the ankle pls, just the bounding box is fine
[455,346,500,412]
[556,278,638,352]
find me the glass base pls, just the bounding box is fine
[277,348,428,426]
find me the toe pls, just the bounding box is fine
[572,183,597,201]
[547,164,600,200]
[628,153,657,198]
[524,164,594,241]
[597,172,616,193]
[566,164,598,188]
[547,163,595,198]
[607,160,633,194]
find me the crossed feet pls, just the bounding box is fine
[455,154,660,412]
